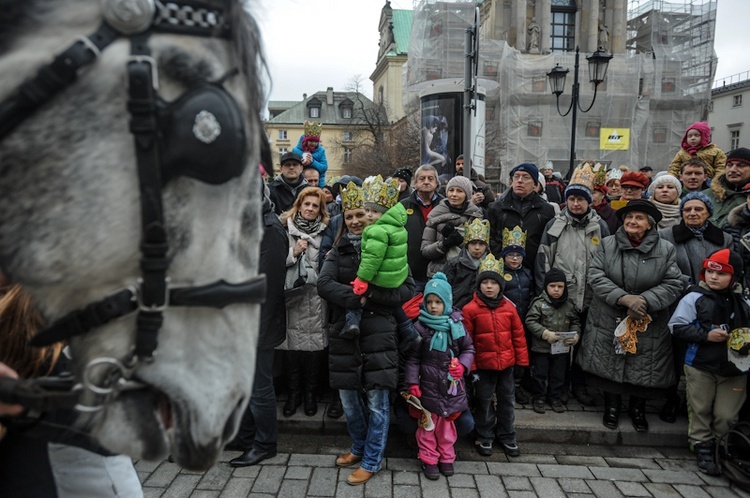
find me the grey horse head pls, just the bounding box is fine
[0,0,266,470]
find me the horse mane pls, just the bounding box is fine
[0,284,62,378]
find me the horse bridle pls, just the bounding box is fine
[0,0,266,414]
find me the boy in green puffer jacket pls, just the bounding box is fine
[344,176,418,351]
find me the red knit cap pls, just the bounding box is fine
[700,248,743,282]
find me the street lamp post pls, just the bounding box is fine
[547,46,613,180]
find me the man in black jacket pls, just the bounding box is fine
[488,163,555,270]
[400,164,444,292]
[230,189,289,467]
[268,152,308,215]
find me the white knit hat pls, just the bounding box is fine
[647,173,682,198]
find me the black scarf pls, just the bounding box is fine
[445,198,469,215]
[544,268,569,308]
[672,220,726,246]
[477,289,502,309]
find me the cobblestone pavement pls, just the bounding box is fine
[136,432,750,497]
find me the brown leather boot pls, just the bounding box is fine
[347,467,373,485]
[336,452,362,467]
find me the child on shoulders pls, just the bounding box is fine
[404,272,475,480]
[667,121,726,179]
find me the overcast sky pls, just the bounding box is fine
[255,0,749,102]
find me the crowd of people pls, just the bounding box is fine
[3,120,750,487]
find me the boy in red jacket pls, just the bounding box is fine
[462,254,529,457]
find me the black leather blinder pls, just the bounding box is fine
[158,83,246,185]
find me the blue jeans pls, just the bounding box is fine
[474,368,516,445]
[235,348,278,452]
[339,389,391,473]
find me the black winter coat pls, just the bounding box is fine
[268,175,308,215]
[400,190,444,283]
[488,190,555,270]
[258,198,289,349]
[317,236,415,391]
[503,265,535,320]
[443,249,483,309]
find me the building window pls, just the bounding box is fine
[585,122,600,138]
[707,100,714,112]
[378,86,384,104]
[310,107,320,118]
[653,127,667,143]
[343,147,352,164]
[551,0,576,53]
[532,77,547,93]
[342,107,352,119]
[278,147,288,155]
[734,95,743,107]
[527,121,543,137]
[731,130,741,150]
[661,78,676,93]
[278,130,287,140]
[343,131,354,142]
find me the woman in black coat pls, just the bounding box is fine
[317,183,414,486]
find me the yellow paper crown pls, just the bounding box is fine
[570,163,595,190]
[502,225,527,250]
[477,253,504,276]
[304,120,322,138]
[592,162,608,187]
[464,218,490,245]
[362,175,399,211]
[340,181,363,212]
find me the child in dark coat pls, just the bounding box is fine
[525,269,581,414]
[462,254,529,458]
[443,219,490,309]
[404,272,475,480]
[668,249,750,476]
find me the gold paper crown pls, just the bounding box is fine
[340,181,363,212]
[477,253,504,276]
[502,225,527,250]
[592,163,608,187]
[303,120,322,138]
[569,163,595,190]
[362,175,399,211]
[464,218,490,245]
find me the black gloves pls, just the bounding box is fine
[441,225,464,251]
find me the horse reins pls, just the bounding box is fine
[0,0,266,414]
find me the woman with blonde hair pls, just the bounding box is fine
[278,187,330,418]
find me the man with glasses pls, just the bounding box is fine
[619,172,649,201]
[488,163,555,270]
[705,147,750,226]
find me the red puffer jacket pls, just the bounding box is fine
[462,294,529,371]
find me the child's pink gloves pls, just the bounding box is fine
[408,384,422,398]
[351,277,369,296]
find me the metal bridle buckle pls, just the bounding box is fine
[127,55,159,90]
[136,277,171,312]
[75,356,140,412]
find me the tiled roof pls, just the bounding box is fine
[267,91,378,125]
[268,100,298,109]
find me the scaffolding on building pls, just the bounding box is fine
[405,0,717,188]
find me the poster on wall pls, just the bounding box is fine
[600,128,631,150]
[421,93,462,177]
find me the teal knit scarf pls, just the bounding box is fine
[418,309,466,352]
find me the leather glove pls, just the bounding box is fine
[542,329,560,344]
[619,294,647,314]
[442,231,464,251]
[448,358,464,378]
[564,332,580,346]
[408,384,422,398]
[440,224,457,237]
[351,277,369,296]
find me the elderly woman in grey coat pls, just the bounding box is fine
[578,200,683,432]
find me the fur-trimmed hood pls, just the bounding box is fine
[726,202,750,228]
[709,174,749,202]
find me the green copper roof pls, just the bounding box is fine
[391,9,412,56]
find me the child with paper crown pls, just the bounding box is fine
[668,248,750,476]
[462,254,529,458]
[667,121,727,180]
[293,120,329,186]
[524,268,581,414]
[403,272,475,480]
[443,218,491,309]
[343,176,420,353]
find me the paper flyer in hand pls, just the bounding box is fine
[550,331,577,355]
[727,327,750,373]
[400,391,435,431]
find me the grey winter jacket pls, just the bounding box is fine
[420,200,483,278]
[577,227,683,389]
[659,221,732,288]
[278,218,328,351]
[535,209,610,312]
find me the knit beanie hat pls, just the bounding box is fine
[647,174,682,198]
[565,183,593,203]
[424,272,453,314]
[544,268,569,305]
[392,167,413,185]
[446,175,473,199]
[727,147,750,167]
[700,248,744,284]
[537,172,547,192]
[680,191,714,216]
[509,163,540,185]
[476,254,504,288]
